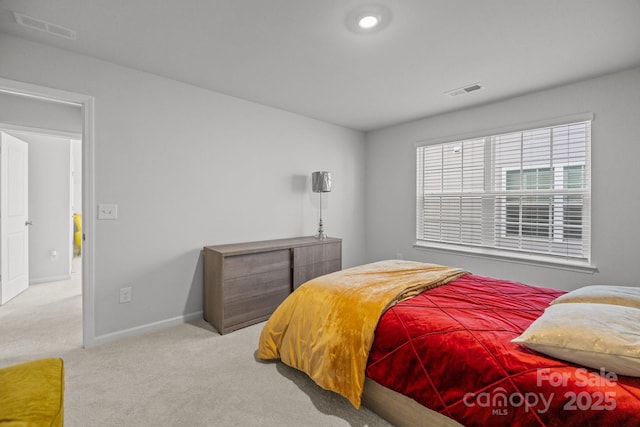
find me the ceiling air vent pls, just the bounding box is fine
[13,12,77,40]
[445,82,483,97]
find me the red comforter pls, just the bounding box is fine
[366,274,640,426]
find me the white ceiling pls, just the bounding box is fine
[1,0,639,131]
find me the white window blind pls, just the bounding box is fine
[416,120,591,265]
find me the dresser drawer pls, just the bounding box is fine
[293,242,341,266]
[292,242,341,289]
[224,250,290,279]
[223,268,291,302]
[223,287,290,330]
[293,259,342,289]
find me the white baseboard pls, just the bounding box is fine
[30,275,72,285]
[88,311,203,348]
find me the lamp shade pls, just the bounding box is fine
[312,171,332,193]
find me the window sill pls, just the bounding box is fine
[413,241,598,274]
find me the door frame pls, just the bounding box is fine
[0,77,96,348]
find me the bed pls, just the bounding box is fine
[257,260,640,426]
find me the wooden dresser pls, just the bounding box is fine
[203,236,341,334]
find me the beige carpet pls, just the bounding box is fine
[0,265,391,426]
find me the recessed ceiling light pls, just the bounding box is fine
[358,15,380,29]
[346,4,391,34]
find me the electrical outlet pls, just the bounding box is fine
[98,203,118,220]
[119,287,132,304]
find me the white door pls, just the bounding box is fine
[0,132,29,304]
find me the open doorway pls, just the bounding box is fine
[0,113,83,359]
[0,77,95,351]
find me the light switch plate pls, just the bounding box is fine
[97,203,118,220]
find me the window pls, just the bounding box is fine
[416,119,591,267]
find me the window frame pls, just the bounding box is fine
[414,113,596,272]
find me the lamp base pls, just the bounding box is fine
[316,218,327,239]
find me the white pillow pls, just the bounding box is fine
[512,303,640,377]
[551,285,640,309]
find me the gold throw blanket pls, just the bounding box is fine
[257,259,467,408]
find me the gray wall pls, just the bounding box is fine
[365,67,640,290]
[0,34,367,341]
